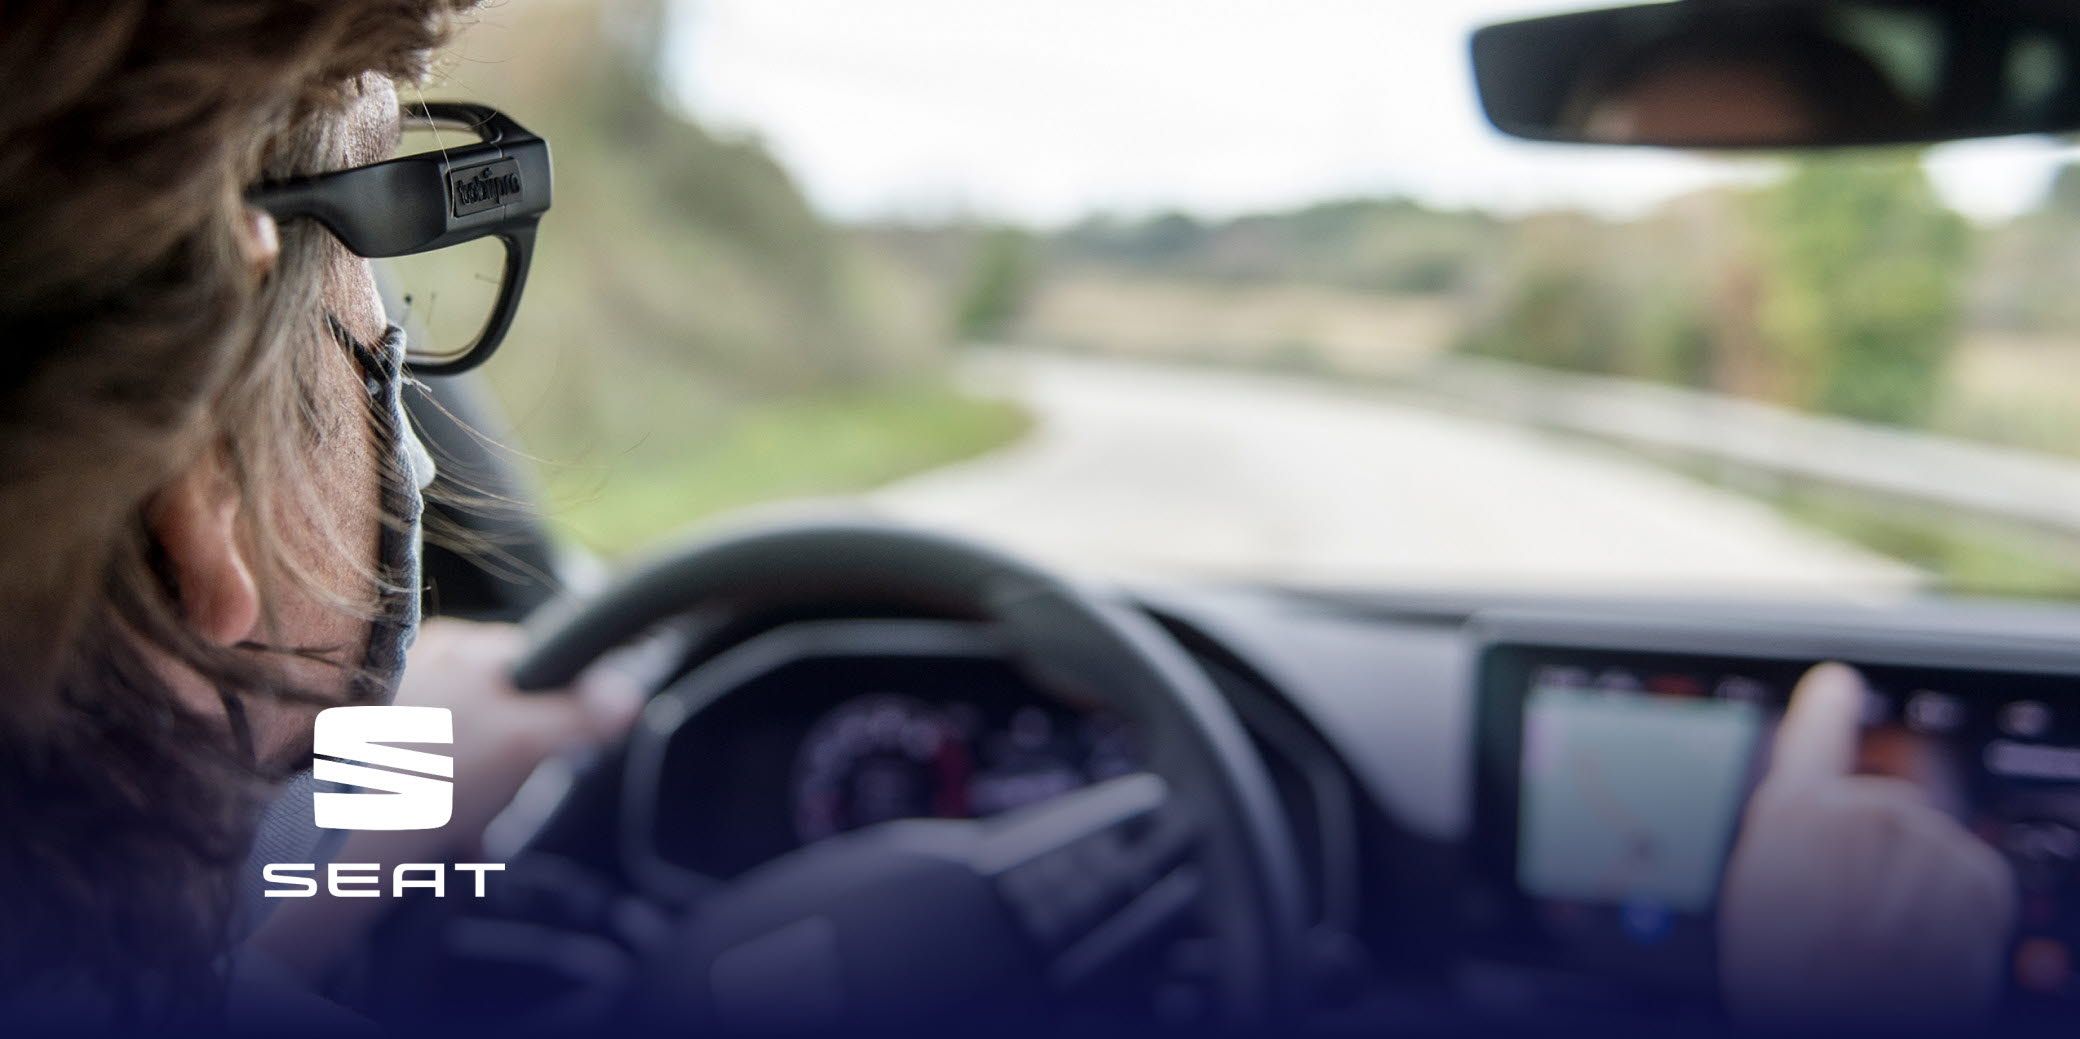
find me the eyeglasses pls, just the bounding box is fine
[247,102,551,375]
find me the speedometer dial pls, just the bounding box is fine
[792,695,973,842]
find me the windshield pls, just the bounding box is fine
[437,0,2080,600]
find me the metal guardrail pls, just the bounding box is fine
[1409,357,2080,536]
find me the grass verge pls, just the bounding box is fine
[1771,486,2080,600]
[539,380,1030,557]
[1655,457,2080,600]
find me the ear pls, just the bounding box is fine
[146,455,261,647]
[237,207,279,281]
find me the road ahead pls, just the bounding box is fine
[873,351,1919,594]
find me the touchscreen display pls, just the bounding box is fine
[1519,682,1761,915]
[1473,647,2080,1010]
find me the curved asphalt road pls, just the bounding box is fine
[873,351,1920,595]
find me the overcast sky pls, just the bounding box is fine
[666,0,2080,226]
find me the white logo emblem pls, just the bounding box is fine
[312,706,454,831]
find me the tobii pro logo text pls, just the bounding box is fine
[448,158,522,217]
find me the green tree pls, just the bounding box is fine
[955,228,1035,341]
[1458,213,1629,376]
[1757,156,1969,426]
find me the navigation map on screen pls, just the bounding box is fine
[1518,683,1763,913]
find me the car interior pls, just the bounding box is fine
[337,0,2080,1029]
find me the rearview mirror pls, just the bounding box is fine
[1473,0,2080,148]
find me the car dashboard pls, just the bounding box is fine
[515,580,2080,1024]
[622,620,1145,886]
[1146,584,2080,1022]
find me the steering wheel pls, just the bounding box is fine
[509,517,1310,1028]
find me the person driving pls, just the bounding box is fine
[0,0,2024,1029]
[0,0,633,1025]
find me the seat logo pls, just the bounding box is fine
[449,158,523,217]
[312,706,454,831]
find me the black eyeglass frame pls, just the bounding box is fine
[246,102,551,375]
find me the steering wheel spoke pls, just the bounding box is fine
[975,773,1205,989]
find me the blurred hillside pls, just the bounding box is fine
[1053,200,1506,296]
[423,0,1025,553]
[876,152,2080,457]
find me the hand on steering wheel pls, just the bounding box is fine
[509,517,1312,1028]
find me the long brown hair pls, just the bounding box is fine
[0,0,472,1019]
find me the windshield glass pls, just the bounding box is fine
[440,1,2080,600]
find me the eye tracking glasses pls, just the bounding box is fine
[247,102,551,375]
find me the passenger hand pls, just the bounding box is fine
[1718,662,2015,1026]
